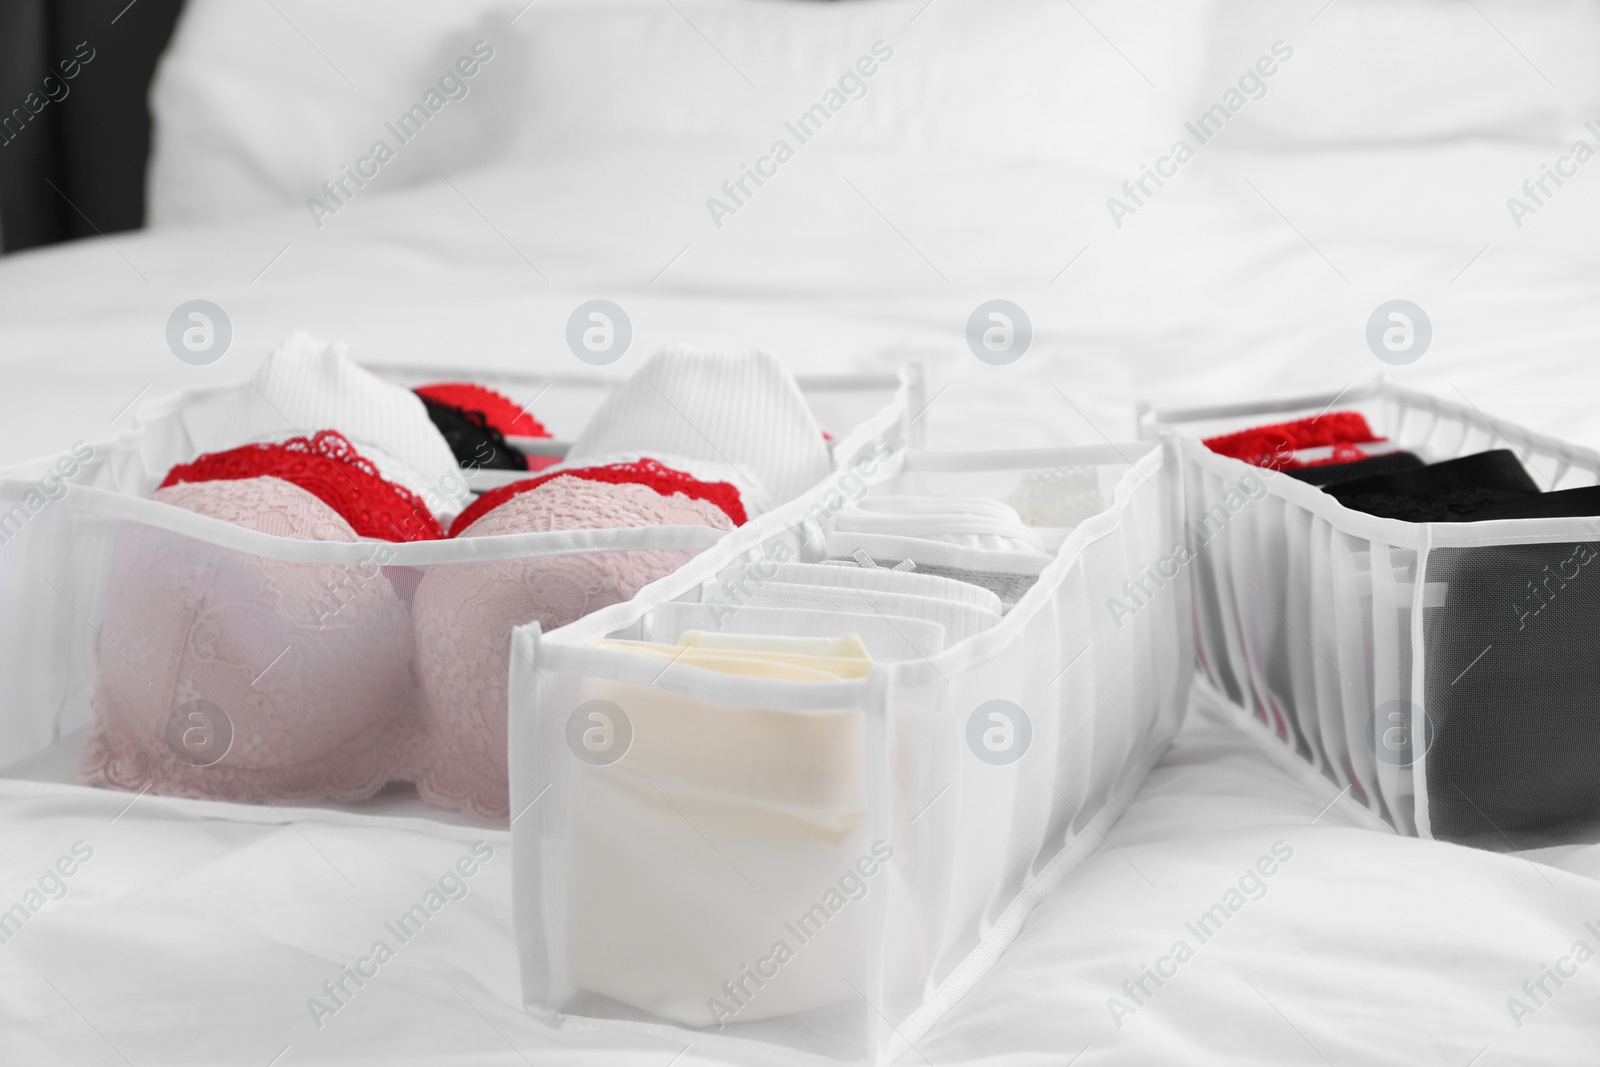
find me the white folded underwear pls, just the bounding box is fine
[641,600,947,662]
[833,495,1047,553]
[564,649,871,1024]
[740,582,1001,646]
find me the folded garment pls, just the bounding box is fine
[764,559,1004,615]
[1423,541,1600,842]
[411,474,734,821]
[1286,450,1425,487]
[642,601,947,662]
[679,631,871,660]
[592,635,871,681]
[566,346,831,508]
[564,665,870,1023]
[1327,449,1541,521]
[741,581,1001,645]
[827,530,1049,609]
[180,332,465,520]
[1005,465,1103,528]
[1204,411,1381,470]
[417,394,529,473]
[158,430,445,541]
[1458,485,1600,522]
[79,477,420,807]
[834,496,1047,553]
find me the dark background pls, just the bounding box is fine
[0,0,186,254]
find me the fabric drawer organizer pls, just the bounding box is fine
[508,440,1192,1064]
[0,362,916,825]
[1140,380,1600,848]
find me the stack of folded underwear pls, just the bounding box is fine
[637,491,1067,672]
[565,632,875,1023]
[79,337,833,823]
[565,484,1093,1023]
[1208,411,1600,843]
[825,495,1059,611]
[1204,409,1600,520]
[676,558,1009,662]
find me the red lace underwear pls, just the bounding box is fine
[449,458,748,536]
[159,430,445,541]
[414,383,550,438]
[1203,411,1381,471]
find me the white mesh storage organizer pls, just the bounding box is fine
[1140,380,1600,849]
[0,362,915,825]
[508,439,1192,1063]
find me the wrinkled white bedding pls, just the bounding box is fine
[5,53,1600,1067]
[4,688,1599,1065]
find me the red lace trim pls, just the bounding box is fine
[1204,411,1380,471]
[415,383,550,438]
[159,431,445,541]
[449,459,748,537]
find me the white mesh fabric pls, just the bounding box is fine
[507,441,1191,1063]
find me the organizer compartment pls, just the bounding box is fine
[509,441,1191,1063]
[1142,380,1600,845]
[0,365,915,822]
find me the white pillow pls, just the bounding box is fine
[147,0,520,227]
[502,0,1210,168]
[147,0,1211,226]
[1194,0,1600,148]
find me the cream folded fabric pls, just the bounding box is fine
[591,636,870,680]
[642,600,947,662]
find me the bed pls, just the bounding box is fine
[4,1,1600,1063]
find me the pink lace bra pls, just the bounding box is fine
[78,443,737,823]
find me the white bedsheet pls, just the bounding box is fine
[5,119,1600,1063]
[3,689,1598,1065]
[5,135,1600,462]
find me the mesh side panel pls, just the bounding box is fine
[1186,462,1245,708]
[1392,548,1419,832]
[1423,541,1600,844]
[1160,383,1600,846]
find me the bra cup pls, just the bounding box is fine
[412,476,733,821]
[79,477,416,803]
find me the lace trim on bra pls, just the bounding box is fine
[159,430,445,542]
[1204,411,1380,471]
[448,458,749,536]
